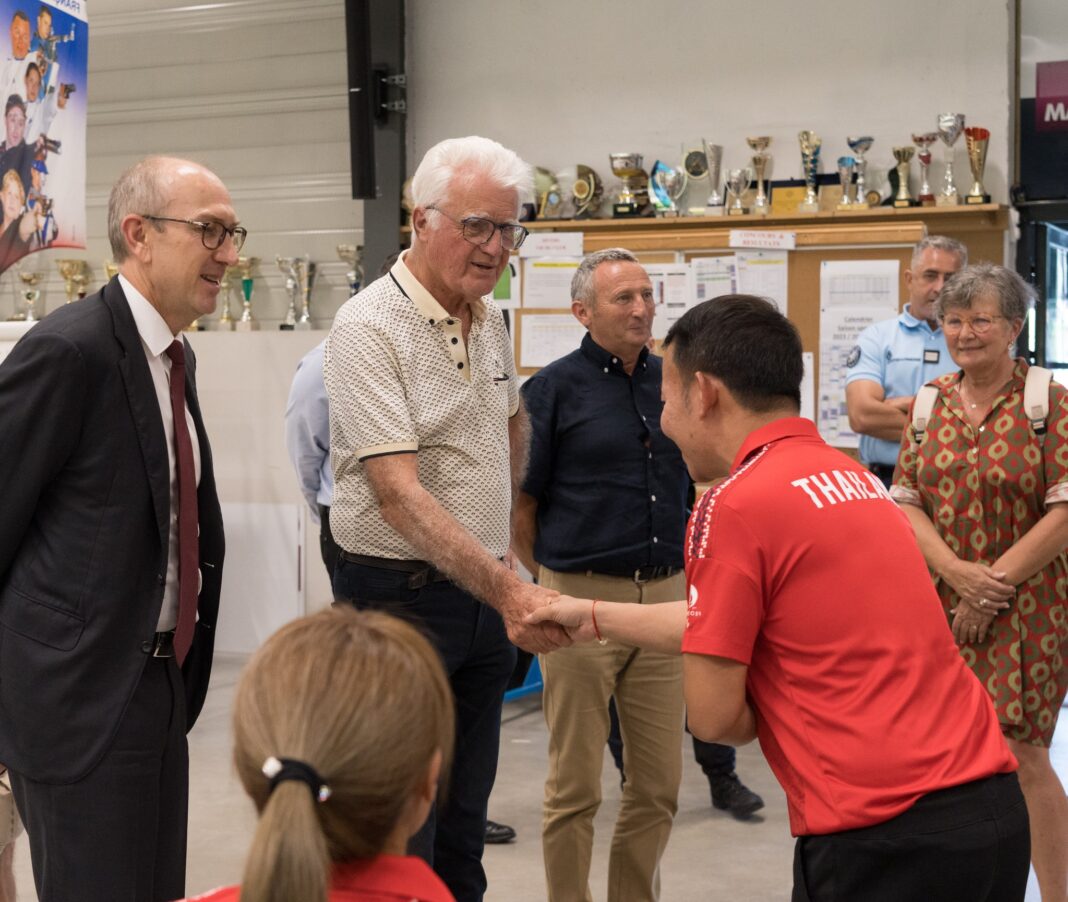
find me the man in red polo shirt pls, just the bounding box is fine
[528,295,1030,901]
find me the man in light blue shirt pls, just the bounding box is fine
[284,339,339,577]
[845,235,967,487]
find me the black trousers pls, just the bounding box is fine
[11,655,189,902]
[792,772,1030,902]
[318,503,342,580]
[333,558,515,902]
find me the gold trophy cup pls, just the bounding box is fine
[56,259,89,304]
[964,127,991,204]
[892,146,916,207]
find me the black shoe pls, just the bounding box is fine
[709,773,764,820]
[485,819,517,844]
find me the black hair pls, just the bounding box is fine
[663,294,802,412]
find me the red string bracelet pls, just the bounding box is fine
[592,599,607,645]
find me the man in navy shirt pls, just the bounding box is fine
[514,248,759,902]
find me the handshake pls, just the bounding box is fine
[500,582,603,654]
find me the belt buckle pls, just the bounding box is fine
[148,631,175,658]
[407,568,431,590]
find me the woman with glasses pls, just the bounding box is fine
[891,263,1068,901]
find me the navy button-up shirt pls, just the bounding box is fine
[521,332,690,573]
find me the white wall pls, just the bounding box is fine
[408,0,1015,218]
[7,0,362,328]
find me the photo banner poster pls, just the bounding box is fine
[0,0,88,275]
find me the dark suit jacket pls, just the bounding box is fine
[0,277,225,783]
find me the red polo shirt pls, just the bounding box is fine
[185,853,455,902]
[681,417,1015,836]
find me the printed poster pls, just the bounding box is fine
[0,0,88,275]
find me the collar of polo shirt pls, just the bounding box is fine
[392,250,487,325]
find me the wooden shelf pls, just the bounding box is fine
[522,205,1009,252]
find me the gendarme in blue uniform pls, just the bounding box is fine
[520,332,689,573]
[845,305,956,466]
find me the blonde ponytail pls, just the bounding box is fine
[230,607,454,901]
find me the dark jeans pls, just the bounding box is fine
[867,463,895,490]
[332,558,516,902]
[11,656,188,902]
[792,772,1030,902]
[317,504,341,580]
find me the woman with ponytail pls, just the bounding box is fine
[182,606,456,902]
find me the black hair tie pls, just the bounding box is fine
[261,756,332,803]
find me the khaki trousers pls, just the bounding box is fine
[539,567,685,902]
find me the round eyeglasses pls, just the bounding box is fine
[940,314,1005,335]
[141,214,247,252]
[426,206,528,251]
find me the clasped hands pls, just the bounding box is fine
[943,559,1015,646]
[502,586,599,654]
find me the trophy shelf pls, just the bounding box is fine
[522,204,1008,254]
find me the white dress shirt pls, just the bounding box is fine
[119,275,202,632]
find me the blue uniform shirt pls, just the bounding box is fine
[284,339,334,524]
[521,332,690,573]
[845,305,956,466]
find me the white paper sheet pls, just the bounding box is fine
[817,259,900,447]
[519,231,584,258]
[645,262,694,340]
[519,313,586,368]
[801,351,815,423]
[692,256,736,304]
[735,250,789,315]
[522,257,581,308]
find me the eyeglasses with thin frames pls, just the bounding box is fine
[426,206,528,251]
[940,314,1005,335]
[141,214,247,252]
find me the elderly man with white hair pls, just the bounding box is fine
[325,135,568,902]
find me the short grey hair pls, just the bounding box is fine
[410,136,533,218]
[911,234,968,269]
[571,247,640,305]
[107,156,175,262]
[936,262,1035,321]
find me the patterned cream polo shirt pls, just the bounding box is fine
[323,251,520,560]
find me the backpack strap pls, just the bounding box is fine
[911,384,941,441]
[1023,365,1053,436]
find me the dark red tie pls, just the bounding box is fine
[165,340,199,664]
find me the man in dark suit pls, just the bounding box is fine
[0,155,240,901]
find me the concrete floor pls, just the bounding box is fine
[11,655,1067,900]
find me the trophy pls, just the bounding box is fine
[724,168,752,215]
[701,140,725,214]
[836,156,856,209]
[56,259,88,303]
[798,131,822,213]
[682,147,709,215]
[747,136,771,215]
[337,243,365,296]
[846,136,873,207]
[892,146,916,207]
[608,153,649,217]
[103,260,119,282]
[533,167,564,219]
[277,255,317,330]
[15,268,43,321]
[964,126,991,204]
[936,113,965,206]
[650,160,687,217]
[569,165,603,218]
[911,132,938,205]
[235,256,260,331]
[216,266,237,330]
